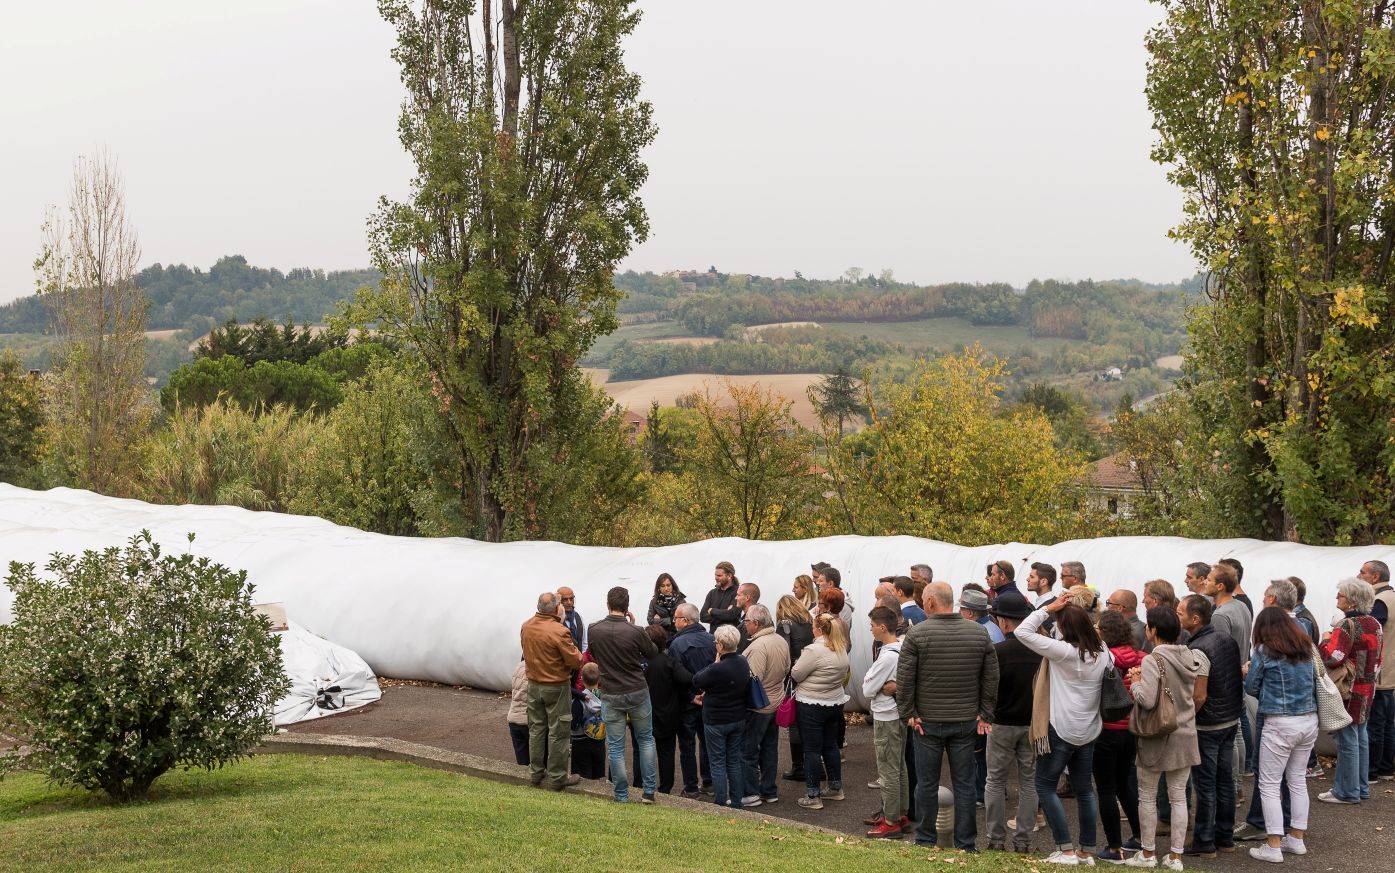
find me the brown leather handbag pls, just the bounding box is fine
[1129,658,1179,739]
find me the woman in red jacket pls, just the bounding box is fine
[1095,610,1145,863]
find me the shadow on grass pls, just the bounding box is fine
[0,756,289,821]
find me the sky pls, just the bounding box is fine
[0,1,1196,304]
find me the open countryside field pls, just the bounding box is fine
[820,316,1056,354]
[586,368,824,426]
[586,319,690,357]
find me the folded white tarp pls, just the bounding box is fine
[2,485,1393,712]
[275,620,382,726]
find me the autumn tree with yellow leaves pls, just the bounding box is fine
[1147,1,1395,543]
[831,348,1095,546]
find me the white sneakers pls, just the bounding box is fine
[1124,853,1182,870]
[867,777,883,789]
[1044,850,1081,865]
[1317,790,1358,804]
[1249,845,1283,863]
[1280,836,1307,855]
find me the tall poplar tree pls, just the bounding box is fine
[363,0,655,540]
[1148,1,1395,543]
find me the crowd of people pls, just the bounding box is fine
[513,555,1394,867]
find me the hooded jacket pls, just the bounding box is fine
[1131,644,1202,771]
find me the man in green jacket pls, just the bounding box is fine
[896,581,1000,852]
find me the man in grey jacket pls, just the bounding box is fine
[895,581,1000,851]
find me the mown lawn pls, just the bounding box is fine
[0,755,1037,872]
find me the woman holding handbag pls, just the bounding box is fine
[1243,606,1321,863]
[1318,578,1382,805]
[1125,607,1200,871]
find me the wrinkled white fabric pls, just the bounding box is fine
[3,485,1393,711]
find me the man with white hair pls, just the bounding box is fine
[670,601,716,798]
[740,603,789,807]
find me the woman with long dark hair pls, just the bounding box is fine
[1095,609,1144,863]
[1245,605,1318,862]
[1016,589,1108,866]
[647,573,686,638]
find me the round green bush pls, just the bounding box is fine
[0,531,289,802]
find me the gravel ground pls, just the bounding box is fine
[289,684,1395,868]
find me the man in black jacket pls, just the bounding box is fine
[1180,594,1242,857]
[670,602,716,797]
[701,561,741,632]
[983,591,1043,853]
[587,586,659,804]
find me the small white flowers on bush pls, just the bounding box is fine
[0,530,289,801]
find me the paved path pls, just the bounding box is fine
[289,684,1395,868]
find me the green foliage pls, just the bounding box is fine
[161,356,343,414]
[140,401,321,511]
[0,532,288,802]
[833,348,1096,545]
[1147,0,1395,543]
[359,0,655,541]
[1016,382,1103,459]
[678,382,818,539]
[288,360,450,536]
[0,350,43,485]
[599,330,896,380]
[808,365,868,436]
[196,317,346,365]
[0,255,379,333]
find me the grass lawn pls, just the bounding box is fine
[0,755,1037,872]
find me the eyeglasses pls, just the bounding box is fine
[560,596,575,602]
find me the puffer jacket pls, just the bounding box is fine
[791,637,850,705]
[521,610,582,684]
[507,660,529,725]
[895,613,999,723]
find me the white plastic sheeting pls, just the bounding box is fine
[275,621,382,726]
[2,485,1394,712]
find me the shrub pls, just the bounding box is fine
[0,531,289,802]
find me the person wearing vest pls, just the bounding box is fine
[1180,594,1242,858]
[1361,560,1395,782]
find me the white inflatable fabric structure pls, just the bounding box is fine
[275,621,383,726]
[2,485,1394,713]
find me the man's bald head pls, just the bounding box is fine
[923,581,954,614]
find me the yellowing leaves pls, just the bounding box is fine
[1315,127,1331,141]
[1329,285,1381,330]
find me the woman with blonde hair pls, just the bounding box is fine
[777,593,815,782]
[792,574,817,611]
[791,609,850,809]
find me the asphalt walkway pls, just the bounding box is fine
[287,683,1395,868]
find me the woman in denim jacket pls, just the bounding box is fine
[1243,606,1318,863]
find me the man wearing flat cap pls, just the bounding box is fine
[959,585,1004,644]
[983,591,1043,853]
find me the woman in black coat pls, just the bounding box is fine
[776,594,815,781]
[644,623,692,794]
[647,572,687,639]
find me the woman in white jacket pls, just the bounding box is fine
[1017,592,1109,866]
[791,611,850,809]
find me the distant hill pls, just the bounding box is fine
[0,255,380,335]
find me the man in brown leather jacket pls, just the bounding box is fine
[521,591,583,789]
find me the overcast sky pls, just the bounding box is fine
[0,1,1195,304]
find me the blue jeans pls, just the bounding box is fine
[599,689,657,801]
[1036,726,1098,852]
[677,705,711,792]
[797,701,843,796]
[705,720,746,808]
[911,719,978,850]
[1191,725,1236,849]
[1368,690,1395,778]
[1332,721,1370,802]
[1240,704,1255,773]
[743,710,779,799]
